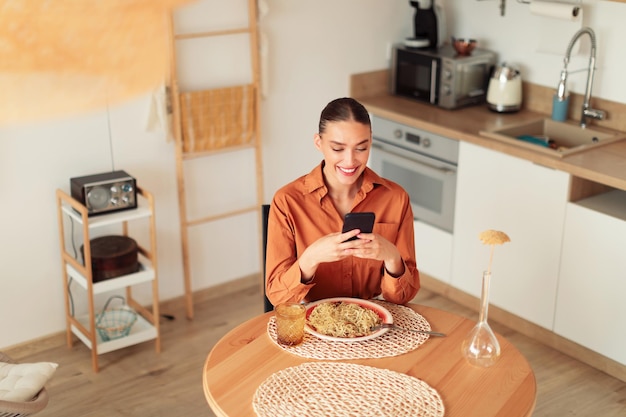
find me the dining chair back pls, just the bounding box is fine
[261,204,273,313]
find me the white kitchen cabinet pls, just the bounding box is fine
[555,190,626,365]
[451,142,569,329]
[414,220,453,283]
[56,187,161,372]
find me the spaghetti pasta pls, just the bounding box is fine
[307,301,382,338]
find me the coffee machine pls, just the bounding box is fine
[406,0,445,49]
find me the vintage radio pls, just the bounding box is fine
[70,170,137,216]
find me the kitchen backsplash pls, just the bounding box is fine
[353,69,626,134]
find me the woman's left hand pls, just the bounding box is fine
[344,233,405,276]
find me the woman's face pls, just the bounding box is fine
[314,119,371,188]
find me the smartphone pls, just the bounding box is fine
[341,212,375,241]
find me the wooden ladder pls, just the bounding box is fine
[168,0,264,319]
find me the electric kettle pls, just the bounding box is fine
[486,63,522,113]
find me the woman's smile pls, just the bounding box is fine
[338,166,358,175]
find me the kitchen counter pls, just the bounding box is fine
[351,71,626,195]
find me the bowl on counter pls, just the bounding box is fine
[451,37,477,56]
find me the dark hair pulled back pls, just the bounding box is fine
[318,97,371,134]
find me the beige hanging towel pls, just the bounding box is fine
[179,84,256,154]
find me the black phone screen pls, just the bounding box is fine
[341,212,375,241]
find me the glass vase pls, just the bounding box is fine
[462,271,501,367]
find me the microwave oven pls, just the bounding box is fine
[391,44,497,109]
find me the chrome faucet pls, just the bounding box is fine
[563,27,606,128]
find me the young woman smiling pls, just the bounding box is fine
[265,97,420,306]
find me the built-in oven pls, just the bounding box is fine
[369,115,458,233]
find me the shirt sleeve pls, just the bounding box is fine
[379,199,420,304]
[265,199,313,306]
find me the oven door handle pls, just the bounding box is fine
[414,158,455,176]
[372,142,456,176]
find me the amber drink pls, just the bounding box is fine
[275,303,306,346]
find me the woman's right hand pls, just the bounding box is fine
[298,230,361,280]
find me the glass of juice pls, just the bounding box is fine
[275,303,306,346]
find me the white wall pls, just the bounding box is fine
[445,0,626,104]
[261,0,412,198]
[2,0,625,349]
[0,96,185,348]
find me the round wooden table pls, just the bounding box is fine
[203,304,536,417]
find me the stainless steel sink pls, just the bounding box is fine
[479,118,626,157]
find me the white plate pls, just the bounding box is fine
[304,297,393,342]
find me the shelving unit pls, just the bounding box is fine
[56,187,160,372]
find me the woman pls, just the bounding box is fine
[265,97,420,306]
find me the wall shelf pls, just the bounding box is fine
[65,254,154,295]
[61,200,152,228]
[71,314,158,355]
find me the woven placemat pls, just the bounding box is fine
[267,301,431,360]
[253,361,445,417]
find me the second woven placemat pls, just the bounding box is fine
[253,361,445,417]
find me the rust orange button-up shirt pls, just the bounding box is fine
[265,162,420,306]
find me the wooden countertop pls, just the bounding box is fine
[352,73,626,194]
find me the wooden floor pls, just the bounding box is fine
[6,283,626,417]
